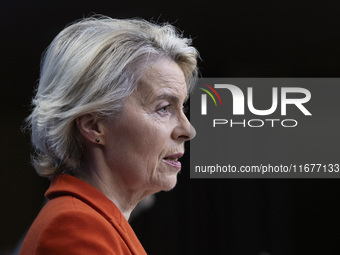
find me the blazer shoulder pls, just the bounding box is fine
[21,196,129,255]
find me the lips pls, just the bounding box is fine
[162,153,184,169]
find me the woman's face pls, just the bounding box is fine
[101,59,195,196]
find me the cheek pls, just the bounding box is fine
[108,119,167,167]
[135,127,168,164]
[126,115,168,149]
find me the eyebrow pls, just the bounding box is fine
[155,93,189,104]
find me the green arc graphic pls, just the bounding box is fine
[199,88,217,106]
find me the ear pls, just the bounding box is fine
[76,114,106,145]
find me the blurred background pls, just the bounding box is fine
[1,0,340,254]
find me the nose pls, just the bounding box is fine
[172,112,196,141]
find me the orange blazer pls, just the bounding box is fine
[20,174,147,255]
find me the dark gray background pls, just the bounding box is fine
[191,78,340,178]
[1,1,340,255]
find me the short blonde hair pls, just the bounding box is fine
[27,16,199,179]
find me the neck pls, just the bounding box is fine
[76,163,145,221]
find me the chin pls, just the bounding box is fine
[159,175,178,191]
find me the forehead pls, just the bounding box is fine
[136,59,188,103]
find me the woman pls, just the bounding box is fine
[20,16,198,254]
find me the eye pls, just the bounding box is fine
[158,104,171,114]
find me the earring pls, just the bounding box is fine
[95,138,100,143]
